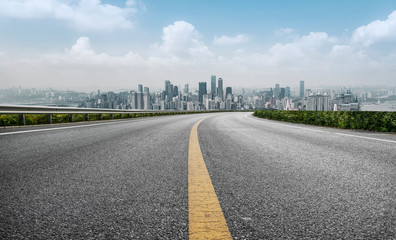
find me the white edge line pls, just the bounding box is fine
[0,120,127,136]
[333,132,396,144]
[245,113,396,144]
[245,114,325,133]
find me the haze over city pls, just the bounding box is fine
[1,0,396,91]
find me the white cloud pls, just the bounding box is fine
[352,10,396,46]
[0,0,138,31]
[3,14,396,91]
[213,34,250,45]
[266,32,337,67]
[69,37,94,55]
[151,21,213,61]
[275,28,297,36]
[44,37,143,66]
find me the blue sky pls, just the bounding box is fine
[1,0,396,91]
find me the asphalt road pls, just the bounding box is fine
[1,112,396,239]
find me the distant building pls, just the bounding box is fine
[137,92,143,109]
[280,88,285,100]
[274,84,280,99]
[225,98,232,110]
[285,87,291,98]
[131,91,137,109]
[300,81,305,98]
[307,94,331,111]
[143,93,150,110]
[211,75,216,94]
[167,84,173,102]
[165,80,171,94]
[198,82,207,104]
[184,84,189,94]
[173,85,179,97]
[217,78,224,101]
[226,87,232,97]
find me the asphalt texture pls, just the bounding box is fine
[1,112,396,239]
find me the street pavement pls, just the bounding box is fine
[1,112,395,239]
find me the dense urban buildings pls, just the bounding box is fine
[2,78,396,112]
[75,76,366,111]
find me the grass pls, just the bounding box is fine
[253,110,396,132]
[0,111,215,127]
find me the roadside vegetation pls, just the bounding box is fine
[0,111,213,127]
[254,110,396,132]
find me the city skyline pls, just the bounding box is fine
[1,1,396,91]
[2,76,396,112]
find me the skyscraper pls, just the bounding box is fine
[211,75,216,94]
[285,87,291,98]
[167,84,173,102]
[198,82,207,104]
[131,91,137,109]
[138,84,143,93]
[300,81,305,98]
[184,84,189,94]
[137,92,143,109]
[173,85,179,97]
[165,80,171,94]
[280,88,285,99]
[217,78,224,101]
[226,87,232,97]
[143,92,150,110]
[274,83,280,99]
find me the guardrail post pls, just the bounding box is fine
[110,114,114,119]
[18,114,25,125]
[85,114,89,121]
[99,113,103,120]
[47,114,52,124]
[69,114,74,122]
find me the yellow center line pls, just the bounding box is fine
[188,118,233,240]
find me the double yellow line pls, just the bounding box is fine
[188,118,233,239]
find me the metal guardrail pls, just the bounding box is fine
[0,104,164,114]
[0,104,194,125]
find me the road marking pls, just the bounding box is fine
[333,132,396,144]
[245,114,396,144]
[245,114,326,133]
[188,118,233,240]
[0,120,136,136]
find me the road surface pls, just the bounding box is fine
[1,112,395,239]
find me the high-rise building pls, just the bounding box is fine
[137,92,143,109]
[173,85,179,97]
[211,75,216,94]
[165,80,171,94]
[307,94,331,111]
[280,88,285,99]
[144,87,149,93]
[285,87,291,98]
[167,84,173,102]
[143,93,150,110]
[300,81,305,98]
[138,84,143,93]
[198,82,207,104]
[217,78,224,101]
[226,87,232,97]
[225,98,232,110]
[131,91,137,109]
[184,84,189,94]
[274,83,280,99]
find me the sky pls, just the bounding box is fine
[1,0,396,91]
